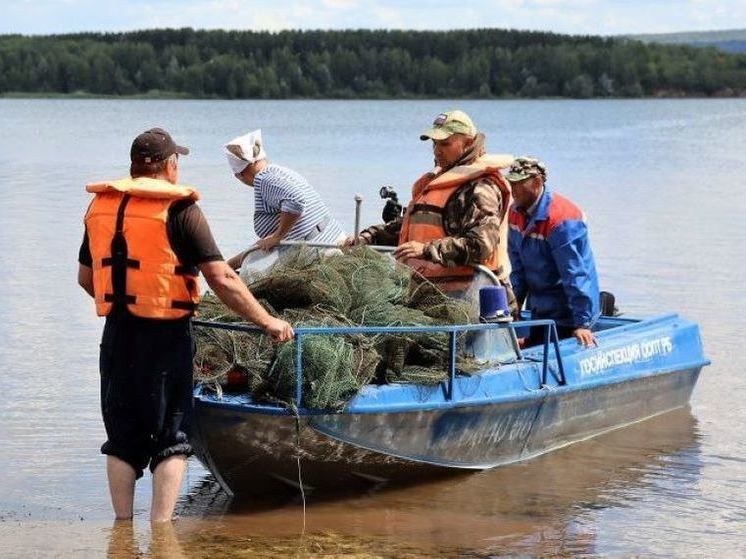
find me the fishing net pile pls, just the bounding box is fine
[194,246,483,410]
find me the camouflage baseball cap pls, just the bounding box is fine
[505,156,548,182]
[420,110,477,141]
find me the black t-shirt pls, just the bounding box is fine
[78,200,223,268]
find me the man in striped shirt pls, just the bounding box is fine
[224,129,346,269]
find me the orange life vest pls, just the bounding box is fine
[84,177,201,320]
[398,154,513,291]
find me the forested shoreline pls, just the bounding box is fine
[2,28,746,99]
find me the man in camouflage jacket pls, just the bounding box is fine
[351,110,516,312]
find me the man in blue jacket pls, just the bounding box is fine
[506,157,600,347]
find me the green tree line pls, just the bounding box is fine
[1,27,745,98]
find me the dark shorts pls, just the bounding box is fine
[99,312,195,479]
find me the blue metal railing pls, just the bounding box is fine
[193,319,566,408]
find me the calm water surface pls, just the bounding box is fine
[0,98,744,557]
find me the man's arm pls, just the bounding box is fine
[255,210,302,251]
[227,210,303,268]
[507,229,527,312]
[347,217,403,247]
[199,260,293,342]
[226,250,248,271]
[78,229,95,297]
[254,173,306,251]
[168,203,293,341]
[549,222,598,347]
[78,264,94,298]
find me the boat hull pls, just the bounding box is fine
[193,365,702,495]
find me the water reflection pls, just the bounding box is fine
[107,521,187,559]
[170,408,701,557]
[105,522,139,558]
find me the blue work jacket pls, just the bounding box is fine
[508,188,600,329]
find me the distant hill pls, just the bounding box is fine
[1,28,745,99]
[629,29,746,54]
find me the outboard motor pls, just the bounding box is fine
[379,186,404,223]
[600,291,620,316]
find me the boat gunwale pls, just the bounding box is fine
[194,359,708,416]
[192,312,708,416]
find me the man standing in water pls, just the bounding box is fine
[224,129,346,268]
[349,110,515,307]
[77,127,293,522]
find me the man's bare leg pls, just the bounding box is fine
[107,456,136,520]
[151,455,187,522]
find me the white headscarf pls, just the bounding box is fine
[224,129,267,174]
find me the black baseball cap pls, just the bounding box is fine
[130,127,190,163]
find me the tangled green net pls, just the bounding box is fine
[194,246,482,410]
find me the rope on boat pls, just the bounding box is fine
[290,403,307,535]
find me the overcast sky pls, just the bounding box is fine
[2,0,744,36]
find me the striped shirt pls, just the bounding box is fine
[253,164,345,244]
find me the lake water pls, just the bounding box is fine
[0,98,744,557]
